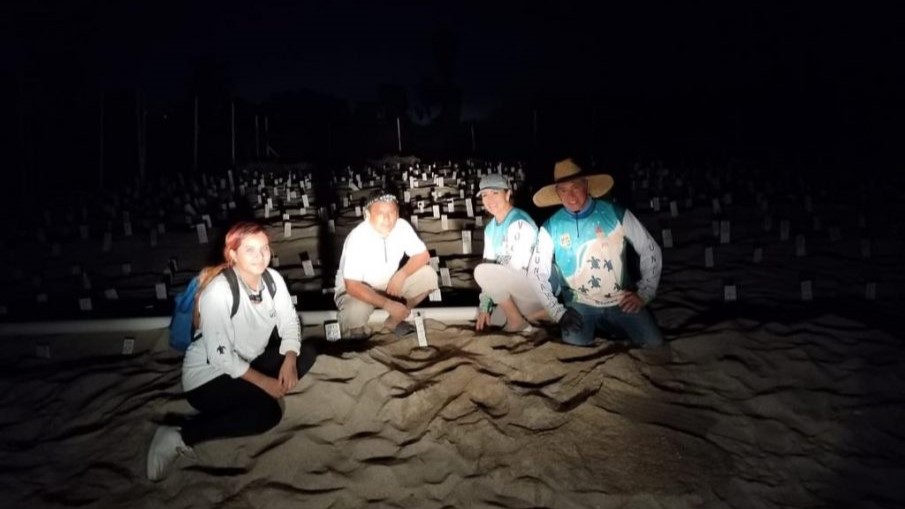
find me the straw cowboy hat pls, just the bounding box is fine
[532,158,614,207]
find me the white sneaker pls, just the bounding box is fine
[146,425,192,481]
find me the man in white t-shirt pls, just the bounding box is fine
[335,193,438,338]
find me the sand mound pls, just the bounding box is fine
[2,312,903,508]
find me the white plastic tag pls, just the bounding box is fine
[196,223,208,244]
[414,312,428,347]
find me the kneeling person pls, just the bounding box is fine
[335,193,438,337]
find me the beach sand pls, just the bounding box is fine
[2,163,904,508]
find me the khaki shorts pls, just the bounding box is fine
[335,265,439,333]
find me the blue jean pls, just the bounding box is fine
[561,302,664,348]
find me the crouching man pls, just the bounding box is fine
[334,192,438,338]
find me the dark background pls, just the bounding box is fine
[2,1,903,201]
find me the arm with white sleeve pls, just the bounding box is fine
[528,226,566,322]
[622,209,662,304]
[270,269,301,355]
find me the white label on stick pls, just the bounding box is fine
[466,199,474,218]
[328,219,336,233]
[780,220,790,241]
[414,312,428,347]
[302,260,315,277]
[440,267,452,286]
[724,284,737,302]
[662,229,673,248]
[462,230,472,254]
[355,206,362,217]
[79,297,92,311]
[670,201,678,218]
[102,232,112,252]
[704,246,714,268]
[428,289,442,302]
[196,223,208,244]
[155,282,167,300]
[795,235,806,257]
[284,222,292,238]
[410,215,419,230]
[441,214,449,230]
[475,216,483,227]
[122,337,135,355]
[719,220,731,244]
[104,288,118,300]
[36,344,51,359]
[432,205,440,219]
[801,280,813,301]
[325,321,342,342]
[271,256,280,267]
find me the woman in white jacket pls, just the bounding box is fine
[474,174,549,332]
[147,221,317,481]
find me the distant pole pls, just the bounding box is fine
[470,123,476,153]
[254,114,260,159]
[192,95,199,174]
[396,116,402,153]
[230,100,236,166]
[98,91,104,190]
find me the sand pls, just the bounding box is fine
[1,162,904,508]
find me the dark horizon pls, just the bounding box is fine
[3,1,904,195]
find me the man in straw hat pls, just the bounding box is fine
[334,191,439,339]
[529,158,664,348]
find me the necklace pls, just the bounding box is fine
[235,269,264,303]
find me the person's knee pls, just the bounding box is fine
[561,326,596,347]
[474,264,492,289]
[247,399,283,434]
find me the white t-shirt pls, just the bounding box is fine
[182,268,301,392]
[335,219,427,294]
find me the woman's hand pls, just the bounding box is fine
[475,311,491,331]
[278,352,299,393]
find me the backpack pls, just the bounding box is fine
[169,269,278,352]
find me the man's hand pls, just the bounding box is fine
[278,352,299,393]
[386,271,407,297]
[383,299,410,323]
[618,292,645,313]
[475,311,491,331]
[559,307,583,332]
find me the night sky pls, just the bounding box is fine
[3,1,904,184]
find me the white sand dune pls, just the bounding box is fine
[1,309,902,508]
[2,163,904,508]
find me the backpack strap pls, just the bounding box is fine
[222,268,241,319]
[262,269,278,299]
[223,268,279,319]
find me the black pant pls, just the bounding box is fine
[181,329,318,446]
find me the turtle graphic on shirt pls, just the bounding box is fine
[568,223,625,305]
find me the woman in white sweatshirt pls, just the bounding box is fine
[147,221,316,481]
